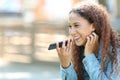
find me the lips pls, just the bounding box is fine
[74,37,80,41]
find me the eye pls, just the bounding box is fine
[75,24,78,26]
[68,25,72,28]
[74,24,79,28]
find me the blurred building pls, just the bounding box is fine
[22,0,120,21]
[0,0,119,63]
[0,0,119,21]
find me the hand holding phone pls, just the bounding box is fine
[54,39,72,68]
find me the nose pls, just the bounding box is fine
[69,28,77,36]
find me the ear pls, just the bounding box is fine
[91,23,95,32]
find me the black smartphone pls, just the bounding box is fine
[48,40,69,50]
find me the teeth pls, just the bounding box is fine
[74,37,80,39]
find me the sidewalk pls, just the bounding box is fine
[0,61,61,80]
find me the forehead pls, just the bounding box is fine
[69,12,81,22]
[68,12,91,26]
[69,12,85,22]
[69,12,80,18]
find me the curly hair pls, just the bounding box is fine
[69,1,120,80]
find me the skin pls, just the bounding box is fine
[56,12,99,68]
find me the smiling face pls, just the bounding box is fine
[69,12,95,46]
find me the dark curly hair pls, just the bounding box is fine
[69,1,120,80]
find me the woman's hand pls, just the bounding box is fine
[84,32,99,57]
[56,39,72,68]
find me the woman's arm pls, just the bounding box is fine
[55,40,77,80]
[82,53,117,80]
[60,63,77,80]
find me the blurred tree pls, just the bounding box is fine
[99,0,106,6]
[116,0,120,17]
[34,0,48,21]
[72,0,80,5]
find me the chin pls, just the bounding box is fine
[74,41,86,46]
[75,42,83,46]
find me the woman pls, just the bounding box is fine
[56,1,120,80]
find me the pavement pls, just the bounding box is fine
[0,61,61,80]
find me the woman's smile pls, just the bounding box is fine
[74,36,81,42]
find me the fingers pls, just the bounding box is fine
[56,42,60,54]
[56,40,71,67]
[62,40,66,48]
[86,36,90,44]
[85,32,99,56]
[87,32,98,44]
[89,34,94,44]
[68,39,72,49]
[66,39,72,52]
[56,39,72,53]
[92,32,98,41]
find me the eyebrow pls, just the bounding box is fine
[73,22,80,25]
[68,21,81,26]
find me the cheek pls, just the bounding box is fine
[82,28,93,36]
[78,30,89,38]
[81,32,87,43]
[78,30,90,45]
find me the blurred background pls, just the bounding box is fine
[0,0,119,80]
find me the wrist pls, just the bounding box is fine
[61,62,71,69]
[84,52,92,56]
